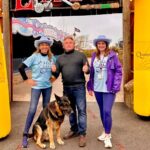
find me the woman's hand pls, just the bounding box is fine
[88,90,93,96]
[25,79,37,86]
[51,64,57,72]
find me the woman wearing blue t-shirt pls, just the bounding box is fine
[18,36,56,148]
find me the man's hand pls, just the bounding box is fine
[82,62,89,73]
[51,64,57,72]
[25,79,37,86]
[88,90,93,96]
[50,76,56,83]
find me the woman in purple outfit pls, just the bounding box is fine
[87,35,122,149]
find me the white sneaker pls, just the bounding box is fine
[104,136,112,148]
[97,131,106,141]
[97,132,112,141]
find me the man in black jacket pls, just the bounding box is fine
[52,36,89,147]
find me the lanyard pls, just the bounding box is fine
[99,55,105,70]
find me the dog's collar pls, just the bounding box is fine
[49,109,59,120]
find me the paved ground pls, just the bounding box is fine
[13,74,124,103]
[13,58,123,102]
[0,102,150,150]
[9,58,150,150]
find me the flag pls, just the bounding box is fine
[74,27,80,32]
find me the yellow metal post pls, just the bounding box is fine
[0,26,11,138]
[134,0,150,116]
[0,0,11,138]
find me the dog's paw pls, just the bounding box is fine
[57,139,65,145]
[37,143,47,149]
[50,143,56,149]
[41,144,47,149]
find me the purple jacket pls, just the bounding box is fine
[87,51,122,93]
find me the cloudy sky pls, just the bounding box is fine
[33,13,122,46]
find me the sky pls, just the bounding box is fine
[34,13,123,46]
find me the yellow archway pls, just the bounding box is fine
[134,0,150,116]
[0,25,11,138]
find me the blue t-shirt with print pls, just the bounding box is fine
[23,53,56,89]
[93,56,108,93]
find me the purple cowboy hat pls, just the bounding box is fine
[34,36,53,48]
[93,35,111,46]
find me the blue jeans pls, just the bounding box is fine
[94,92,116,134]
[64,84,87,135]
[23,87,52,135]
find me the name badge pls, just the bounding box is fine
[98,73,103,80]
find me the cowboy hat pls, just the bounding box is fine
[34,36,53,48]
[93,35,111,46]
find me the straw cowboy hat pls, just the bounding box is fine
[34,36,53,48]
[93,35,111,46]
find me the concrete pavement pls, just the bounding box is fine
[13,74,124,103]
[0,102,150,150]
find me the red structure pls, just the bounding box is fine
[15,0,34,10]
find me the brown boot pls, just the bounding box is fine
[79,135,86,147]
[63,131,79,140]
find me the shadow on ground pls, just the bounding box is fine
[0,102,150,150]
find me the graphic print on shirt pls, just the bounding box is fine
[38,59,53,74]
[23,53,55,89]
[93,56,108,93]
[95,57,107,80]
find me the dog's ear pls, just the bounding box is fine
[55,94,61,103]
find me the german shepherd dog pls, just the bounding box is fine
[31,94,72,149]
